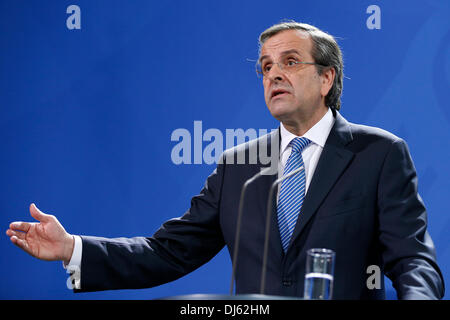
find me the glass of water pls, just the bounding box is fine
[303,248,335,300]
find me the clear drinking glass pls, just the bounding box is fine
[303,248,335,300]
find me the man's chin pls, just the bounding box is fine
[267,104,294,121]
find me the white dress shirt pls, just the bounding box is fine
[64,107,336,290]
[278,107,335,198]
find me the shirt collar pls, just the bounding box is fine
[280,107,335,154]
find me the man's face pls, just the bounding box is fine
[260,29,330,123]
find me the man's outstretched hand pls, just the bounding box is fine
[6,204,75,264]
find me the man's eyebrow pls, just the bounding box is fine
[258,49,304,64]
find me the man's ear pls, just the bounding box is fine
[320,67,335,97]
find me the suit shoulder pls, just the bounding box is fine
[348,122,403,144]
[218,130,278,166]
[222,130,276,157]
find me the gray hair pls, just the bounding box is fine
[259,21,344,111]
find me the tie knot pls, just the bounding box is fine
[290,137,311,153]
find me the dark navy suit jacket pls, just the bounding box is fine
[76,110,445,299]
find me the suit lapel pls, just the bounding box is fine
[289,111,355,249]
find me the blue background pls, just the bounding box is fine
[1,0,449,300]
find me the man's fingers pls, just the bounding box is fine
[6,229,26,240]
[10,236,30,253]
[9,221,32,233]
[29,203,50,222]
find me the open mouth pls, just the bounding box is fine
[271,89,290,99]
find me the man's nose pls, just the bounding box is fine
[267,63,285,82]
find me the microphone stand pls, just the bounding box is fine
[229,166,273,295]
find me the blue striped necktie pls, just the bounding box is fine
[277,137,311,252]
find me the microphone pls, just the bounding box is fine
[260,165,304,294]
[229,166,274,295]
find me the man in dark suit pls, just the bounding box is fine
[6,21,445,299]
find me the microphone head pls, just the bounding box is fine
[259,166,276,176]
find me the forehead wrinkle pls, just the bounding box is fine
[259,46,307,65]
[259,49,304,66]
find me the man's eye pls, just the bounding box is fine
[287,59,299,66]
[263,64,272,72]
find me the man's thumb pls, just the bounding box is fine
[30,203,50,222]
